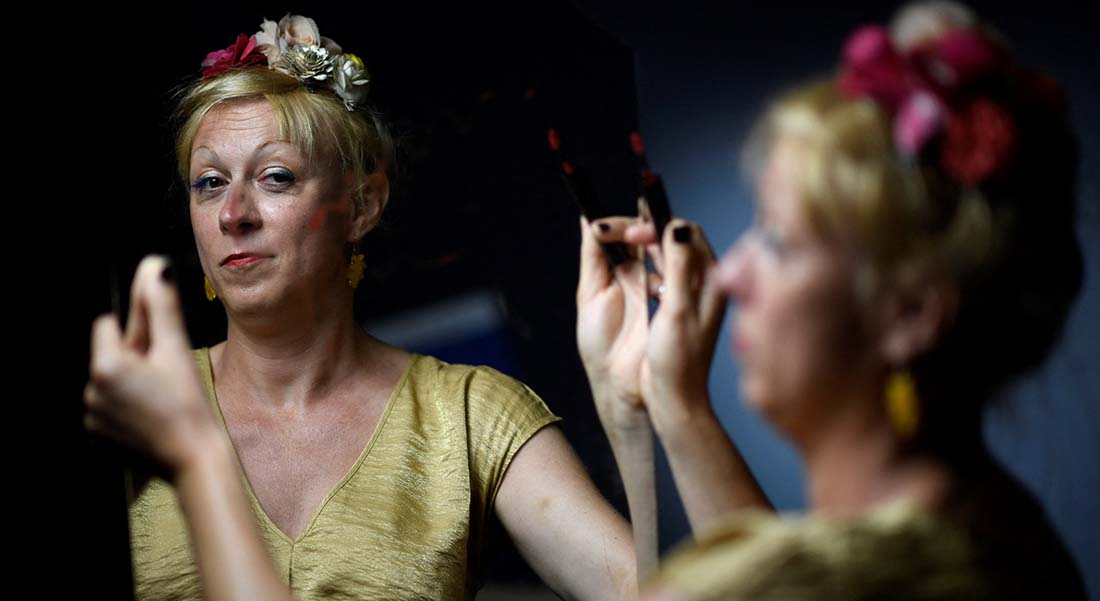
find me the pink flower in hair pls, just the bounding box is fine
[201,34,266,79]
[895,91,944,157]
[839,26,921,110]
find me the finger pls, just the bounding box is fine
[646,271,665,298]
[700,265,730,336]
[590,216,644,243]
[124,260,150,350]
[623,222,659,246]
[138,256,192,352]
[83,411,134,449]
[660,220,706,316]
[645,240,665,277]
[83,381,99,410]
[83,412,99,432]
[90,313,125,381]
[577,216,612,303]
[691,228,725,325]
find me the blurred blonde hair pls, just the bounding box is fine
[742,16,1081,439]
[749,81,997,290]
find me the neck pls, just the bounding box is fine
[797,395,953,518]
[215,283,370,410]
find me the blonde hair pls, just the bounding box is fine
[173,68,393,206]
[745,75,1081,439]
[750,81,997,287]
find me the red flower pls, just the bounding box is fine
[201,34,267,79]
[838,26,922,110]
[941,99,1016,185]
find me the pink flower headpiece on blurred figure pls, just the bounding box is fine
[838,24,1019,185]
[201,14,370,111]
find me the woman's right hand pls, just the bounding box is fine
[84,255,220,480]
[576,216,653,432]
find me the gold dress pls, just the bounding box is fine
[129,348,561,601]
[652,498,1085,600]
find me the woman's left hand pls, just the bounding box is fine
[84,255,220,479]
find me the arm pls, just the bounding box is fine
[588,219,772,537]
[575,215,661,580]
[174,429,297,601]
[494,425,638,601]
[84,256,296,601]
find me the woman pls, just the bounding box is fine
[85,14,638,601]
[578,2,1086,599]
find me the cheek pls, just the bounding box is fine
[743,271,866,411]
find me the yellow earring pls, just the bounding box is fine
[204,276,217,301]
[347,244,366,289]
[885,370,920,440]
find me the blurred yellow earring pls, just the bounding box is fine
[347,245,366,289]
[204,276,217,301]
[886,370,920,439]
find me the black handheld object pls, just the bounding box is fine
[547,128,633,266]
[631,132,674,244]
[639,173,672,245]
[563,166,633,266]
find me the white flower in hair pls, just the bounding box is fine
[256,14,342,68]
[248,13,367,111]
[334,54,370,110]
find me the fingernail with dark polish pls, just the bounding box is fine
[598,222,611,233]
[161,260,176,283]
[673,225,692,243]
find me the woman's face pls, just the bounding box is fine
[188,99,356,316]
[712,139,875,437]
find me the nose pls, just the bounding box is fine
[219,183,261,236]
[711,230,754,304]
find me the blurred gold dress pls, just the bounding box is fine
[652,495,1085,600]
[128,348,560,600]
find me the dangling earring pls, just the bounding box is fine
[885,370,920,440]
[204,276,217,301]
[347,241,366,289]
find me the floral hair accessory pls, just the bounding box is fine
[838,23,1019,186]
[201,14,370,112]
[201,34,267,79]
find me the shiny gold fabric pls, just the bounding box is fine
[651,500,1079,600]
[129,348,560,601]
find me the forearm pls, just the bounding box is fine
[651,399,773,536]
[174,431,296,601]
[592,386,659,585]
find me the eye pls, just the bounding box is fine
[263,169,296,189]
[191,175,225,194]
[758,226,786,258]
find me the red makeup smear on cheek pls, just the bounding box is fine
[308,206,328,231]
[307,203,351,231]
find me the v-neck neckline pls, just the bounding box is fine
[197,346,418,545]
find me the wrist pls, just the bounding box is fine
[649,395,720,445]
[172,423,233,486]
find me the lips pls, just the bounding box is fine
[221,252,267,267]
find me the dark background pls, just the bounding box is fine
[36,1,1097,598]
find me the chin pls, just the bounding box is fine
[740,377,793,429]
[739,377,768,413]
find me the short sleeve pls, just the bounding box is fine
[460,366,561,523]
